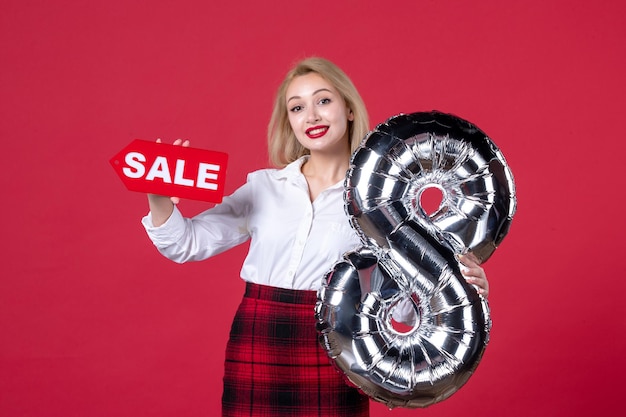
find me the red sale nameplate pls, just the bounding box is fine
[110,139,229,203]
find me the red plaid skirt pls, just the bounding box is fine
[222,282,370,416]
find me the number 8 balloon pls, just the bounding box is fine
[315,111,516,408]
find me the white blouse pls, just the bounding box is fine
[142,157,362,290]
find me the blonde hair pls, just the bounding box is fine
[267,57,369,167]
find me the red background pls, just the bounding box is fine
[1,1,625,416]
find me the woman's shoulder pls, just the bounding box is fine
[245,167,280,183]
[246,157,306,183]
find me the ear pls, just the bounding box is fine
[348,109,354,122]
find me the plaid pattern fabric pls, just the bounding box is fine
[222,283,370,416]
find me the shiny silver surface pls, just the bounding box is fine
[316,111,516,408]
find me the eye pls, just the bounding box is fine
[290,105,303,113]
[319,98,332,105]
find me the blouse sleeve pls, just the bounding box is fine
[141,177,254,264]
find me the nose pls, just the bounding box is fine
[306,106,321,123]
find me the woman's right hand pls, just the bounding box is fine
[155,138,190,204]
[147,138,190,226]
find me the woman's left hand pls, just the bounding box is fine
[458,254,489,298]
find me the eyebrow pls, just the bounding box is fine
[287,88,333,103]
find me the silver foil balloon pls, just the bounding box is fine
[315,111,516,408]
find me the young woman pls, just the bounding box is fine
[142,57,489,416]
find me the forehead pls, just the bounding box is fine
[285,72,337,99]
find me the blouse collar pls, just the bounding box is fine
[272,156,345,191]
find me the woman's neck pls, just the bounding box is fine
[301,151,350,201]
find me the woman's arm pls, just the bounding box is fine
[147,194,175,227]
[142,172,254,264]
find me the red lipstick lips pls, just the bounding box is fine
[305,125,329,139]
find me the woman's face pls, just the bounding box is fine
[285,73,354,155]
